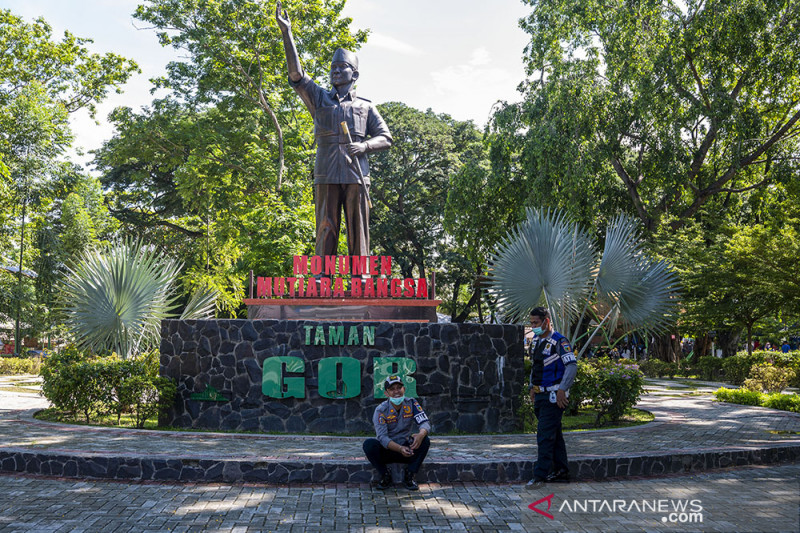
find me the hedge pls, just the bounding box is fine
[519,358,645,428]
[0,356,41,375]
[40,346,176,427]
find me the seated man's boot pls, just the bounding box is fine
[403,469,419,491]
[377,470,393,490]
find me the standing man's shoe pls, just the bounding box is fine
[376,471,393,490]
[525,477,547,489]
[403,470,419,491]
[546,470,571,483]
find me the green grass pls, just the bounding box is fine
[35,409,160,429]
[561,407,654,431]
[34,406,655,435]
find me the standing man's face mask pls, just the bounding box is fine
[532,326,544,335]
[389,396,405,406]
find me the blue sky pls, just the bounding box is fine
[4,0,531,168]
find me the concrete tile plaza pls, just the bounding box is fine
[0,380,798,532]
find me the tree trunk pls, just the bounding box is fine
[650,333,681,362]
[716,328,742,357]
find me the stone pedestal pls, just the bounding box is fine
[244,298,441,322]
[160,319,525,434]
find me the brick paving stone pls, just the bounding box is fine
[9,465,791,533]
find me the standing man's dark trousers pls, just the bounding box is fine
[315,183,369,257]
[533,393,568,480]
[362,437,430,476]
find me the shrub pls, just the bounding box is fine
[40,346,90,416]
[639,359,668,378]
[762,393,800,413]
[677,359,695,378]
[0,356,41,375]
[664,362,679,379]
[582,358,645,425]
[563,360,592,416]
[40,346,175,425]
[721,353,767,385]
[119,375,177,428]
[713,387,764,406]
[743,363,795,394]
[517,390,537,432]
[769,352,800,387]
[696,356,724,381]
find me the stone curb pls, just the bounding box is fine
[2,442,799,484]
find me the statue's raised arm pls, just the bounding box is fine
[276,1,303,83]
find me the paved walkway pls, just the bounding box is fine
[2,381,799,464]
[1,464,797,532]
[0,378,799,531]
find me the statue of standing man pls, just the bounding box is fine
[277,2,392,259]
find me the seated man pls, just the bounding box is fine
[363,375,431,490]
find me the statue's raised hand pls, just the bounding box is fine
[276,1,291,33]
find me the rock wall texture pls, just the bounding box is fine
[159,320,525,434]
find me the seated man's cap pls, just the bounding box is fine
[332,48,358,71]
[384,375,403,389]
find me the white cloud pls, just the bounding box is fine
[427,47,520,125]
[368,32,424,56]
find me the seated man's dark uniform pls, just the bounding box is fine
[529,328,577,482]
[363,376,431,490]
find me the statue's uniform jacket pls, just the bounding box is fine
[290,74,392,185]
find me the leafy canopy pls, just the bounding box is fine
[493,0,800,232]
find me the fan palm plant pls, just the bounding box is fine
[488,209,679,356]
[62,239,217,359]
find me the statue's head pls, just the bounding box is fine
[330,48,359,88]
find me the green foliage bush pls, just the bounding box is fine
[575,358,645,425]
[0,356,42,375]
[768,352,800,387]
[713,387,764,406]
[40,346,175,427]
[743,363,795,394]
[517,358,644,428]
[696,356,724,381]
[639,359,668,378]
[722,351,800,386]
[762,393,800,413]
[677,359,695,378]
[722,353,767,385]
[563,360,592,416]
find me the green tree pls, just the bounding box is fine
[98,0,366,314]
[62,240,217,359]
[0,9,139,117]
[94,102,316,315]
[0,83,71,353]
[369,102,460,279]
[134,0,366,190]
[0,9,138,347]
[368,102,506,321]
[489,209,679,354]
[494,0,800,232]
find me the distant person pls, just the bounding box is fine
[363,375,431,491]
[782,341,791,353]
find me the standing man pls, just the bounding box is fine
[276,2,392,258]
[526,306,577,488]
[363,375,431,490]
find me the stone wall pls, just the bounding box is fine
[159,320,525,434]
